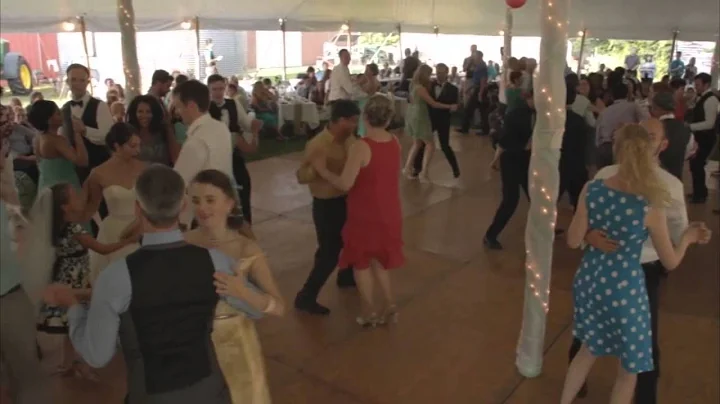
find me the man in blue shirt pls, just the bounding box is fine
[669,51,685,79]
[43,165,267,403]
[460,50,489,135]
[0,138,52,404]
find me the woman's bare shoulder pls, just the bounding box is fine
[183,229,206,246]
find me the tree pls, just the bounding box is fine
[117,0,141,101]
[358,33,399,46]
[571,39,672,78]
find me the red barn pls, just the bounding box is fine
[1,33,60,79]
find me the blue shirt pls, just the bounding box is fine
[670,59,685,77]
[0,202,21,296]
[472,61,488,87]
[67,229,264,368]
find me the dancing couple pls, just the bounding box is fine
[297,96,405,325]
[41,165,283,403]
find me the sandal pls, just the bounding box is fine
[380,305,399,325]
[356,313,381,328]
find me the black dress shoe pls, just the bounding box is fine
[687,194,708,204]
[294,295,330,315]
[483,236,503,250]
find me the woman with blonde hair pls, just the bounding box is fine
[251,81,283,141]
[402,64,457,181]
[311,94,404,326]
[560,123,711,404]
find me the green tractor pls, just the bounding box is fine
[0,38,34,96]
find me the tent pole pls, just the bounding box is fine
[503,8,513,79]
[78,16,93,96]
[668,29,679,74]
[576,29,587,74]
[280,19,287,81]
[194,17,201,81]
[712,33,719,90]
[516,0,568,379]
[346,22,351,49]
[396,24,402,69]
[117,0,141,101]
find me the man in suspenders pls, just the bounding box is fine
[61,64,114,234]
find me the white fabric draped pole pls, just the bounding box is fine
[117,0,141,101]
[712,34,719,90]
[280,19,287,81]
[516,0,569,378]
[503,7,513,72]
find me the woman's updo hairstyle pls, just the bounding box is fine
[105,122,137,151]
[192,169,245,230]
[27,100,60,132]
[363,94,395,128]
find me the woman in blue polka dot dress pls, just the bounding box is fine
[560,124,710,404]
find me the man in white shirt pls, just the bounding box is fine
[688,73,719,203]
[328,49,355,102]
[171,80,235,225]
[207,74,261,223]
[62,63,114,235]
[569,118,689,403]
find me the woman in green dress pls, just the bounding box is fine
[402,64,457,181]
[28,100,88,192]
[357,63,382,137]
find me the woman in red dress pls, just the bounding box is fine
[312,94,404,327]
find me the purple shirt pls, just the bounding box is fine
[595,100,648,145]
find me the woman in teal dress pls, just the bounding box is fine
[29,100,90,232]
[357,63,382,137]
[251,82,285,141]
[402,64,457,181]
[28,101,88,192]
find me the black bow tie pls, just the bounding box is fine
[70,100,83,107]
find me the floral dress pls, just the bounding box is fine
[37,223,91,334]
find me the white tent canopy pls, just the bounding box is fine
[1,0,718,41]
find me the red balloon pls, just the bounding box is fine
[506,0,527,8]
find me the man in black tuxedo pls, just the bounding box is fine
[411,63,460,178]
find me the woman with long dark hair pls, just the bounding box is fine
[126,95,172,165]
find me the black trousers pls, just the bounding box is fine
[77,158,109,237]
[485,150,530,240]
[412,122,460,176]
[233,149,252,224]
[298,196,354,301]
[461,87,489,134]
[689,132,718,200]
[559,162,588,210]
[12,158,39,184]
[595,142,614,170]
[569,261,663,404]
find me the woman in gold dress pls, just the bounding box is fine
[184,169,285,404]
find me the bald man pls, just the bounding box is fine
[568,118,689,403]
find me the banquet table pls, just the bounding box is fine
[278,98,321,133]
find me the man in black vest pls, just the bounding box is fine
[688,73,719,203]
[206,74,261,224]
[42,165,269,404]
[650,91,693,181]
[62,63,113,233]
[411,63,461,178]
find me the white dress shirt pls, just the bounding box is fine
[595,164,688,263]
[571,94,597,128]
[328,63,356,101]
[689,90,719,132]
[215,99,254,134]
[70,93,113,146]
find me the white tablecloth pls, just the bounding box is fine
[278,101,320,129]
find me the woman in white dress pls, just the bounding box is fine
[81,123,147,282]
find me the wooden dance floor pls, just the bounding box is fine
[48,133,719,403]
